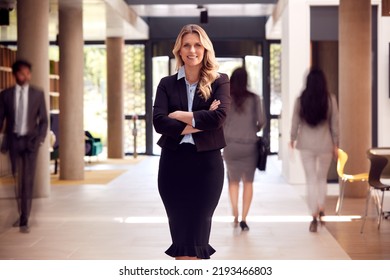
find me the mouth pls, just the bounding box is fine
[187,55,197,59]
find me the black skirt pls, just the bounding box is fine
[158,143,224,259]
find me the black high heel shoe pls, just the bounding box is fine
[309,218,318,232]
[240,221,250,231]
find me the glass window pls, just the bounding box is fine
[124,44,146,154]
[270,43,282,116]
[124,44,146,116]
[216,57,243,77]
[84,45,107,145]
[125,118,146,154]
[270,118,280,154]
[245,55,263,97]
[152,56,170,102]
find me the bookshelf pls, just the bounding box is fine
[0,46,15,176]
[0,45,16,91]
[0,45,60,176]
[49,60,60,113]
[0,45,60,113]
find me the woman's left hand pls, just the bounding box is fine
[333,145,339,161]
[209,99,220,111]
[168,111,182,120]
[168,100,219,125]
[168,111,193,126]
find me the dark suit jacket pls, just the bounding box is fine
[0,85,48,156]
[153,73,230,152]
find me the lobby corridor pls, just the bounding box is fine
[0,156,350,260]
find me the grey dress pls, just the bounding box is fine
[223,94,265,182]
[290,94,339,152]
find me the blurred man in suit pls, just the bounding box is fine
[0,60,48,233]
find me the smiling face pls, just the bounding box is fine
[179,33,205,69]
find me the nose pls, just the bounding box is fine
[190,45,196,53]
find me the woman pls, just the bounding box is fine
[290,67,339,233]
[153,24,230,259]
[223,67,266,231]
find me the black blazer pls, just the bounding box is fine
[0,85,48,155]
[153,73,230,152]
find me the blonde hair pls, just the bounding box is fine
[173,24,219,100]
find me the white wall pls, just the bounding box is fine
[377,9,390,147]
[280,0,310,184]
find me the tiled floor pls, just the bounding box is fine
[0,156,350,260]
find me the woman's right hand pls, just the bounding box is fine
[333,145,339,161]
[209,99,220,111]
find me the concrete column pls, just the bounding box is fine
[106,37,124,158]
[58,0,84,180]
[339,0,371,197]
[16,0,50,197]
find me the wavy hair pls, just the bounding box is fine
[172,24,219,100]
[299,68,330,126]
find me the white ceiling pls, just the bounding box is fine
[0,0,150,41]
[0,0,276,42]
[130,4,275,17]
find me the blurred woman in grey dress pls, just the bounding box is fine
[223,67,266,231]
[290,68,339,233]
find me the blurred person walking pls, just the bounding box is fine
[290,68,339,233]
[0,60,48,233]
[223,67,266,231]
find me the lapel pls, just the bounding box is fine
[8,86,16,114]
[177,78,189,111]
[26,86,33,120]
[192,86,202,111]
